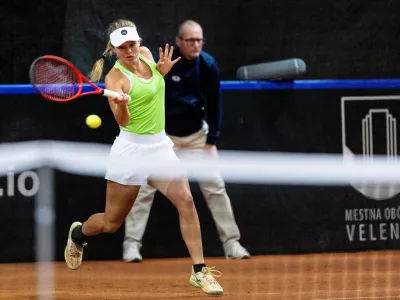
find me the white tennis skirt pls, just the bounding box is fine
[105,129,182,186]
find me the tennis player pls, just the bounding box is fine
[64,18,223,295]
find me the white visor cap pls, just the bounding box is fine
[110,27,141,47]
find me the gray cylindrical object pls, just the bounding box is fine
[236,58,306,80]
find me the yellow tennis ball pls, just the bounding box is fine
[86,114,102,129]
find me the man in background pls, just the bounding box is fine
[123,19,250,262]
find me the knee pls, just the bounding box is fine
[104,221,122,233]
[176,192,195,213]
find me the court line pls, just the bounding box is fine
[315,296,400,300]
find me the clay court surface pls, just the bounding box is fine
[1,250,399,300]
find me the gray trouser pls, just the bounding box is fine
[124,124,241,247]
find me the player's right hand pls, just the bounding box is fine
[111,93,130,105]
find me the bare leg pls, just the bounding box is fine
[82,181,141,236]
[149,177,204,264]
[65,181,141,270]
[151,177,223,295]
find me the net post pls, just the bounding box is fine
[35,167,55,300]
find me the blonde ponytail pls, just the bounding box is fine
[89,43,113,82]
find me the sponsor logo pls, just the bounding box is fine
[342,96,400,243]
[341,95,400,200]
[172,75,181,82]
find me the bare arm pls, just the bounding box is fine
[140,46,155,62]
[104,69,131,127]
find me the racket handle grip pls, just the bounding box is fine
[103,89,131,102]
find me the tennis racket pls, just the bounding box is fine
[29,55,129,102]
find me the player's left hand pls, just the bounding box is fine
[156,44,181,76]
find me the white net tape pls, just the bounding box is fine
[1,140,400,185]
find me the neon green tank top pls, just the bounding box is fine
[113,54,165,135]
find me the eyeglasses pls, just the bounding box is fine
[179,37,206,46]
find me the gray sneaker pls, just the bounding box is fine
[223,241,250,259]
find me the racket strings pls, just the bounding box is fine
[31,59,79,100]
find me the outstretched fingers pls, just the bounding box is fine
[168,45,174,60]
[159,47,163,59]
[164,44,170,58]
[172,56,181,65]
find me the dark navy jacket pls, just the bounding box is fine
[163,47,222,145]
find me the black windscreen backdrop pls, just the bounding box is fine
[1,0,400,83]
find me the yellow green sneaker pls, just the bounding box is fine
[189,266,223,295]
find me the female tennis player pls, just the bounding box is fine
[63,18,223,295]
